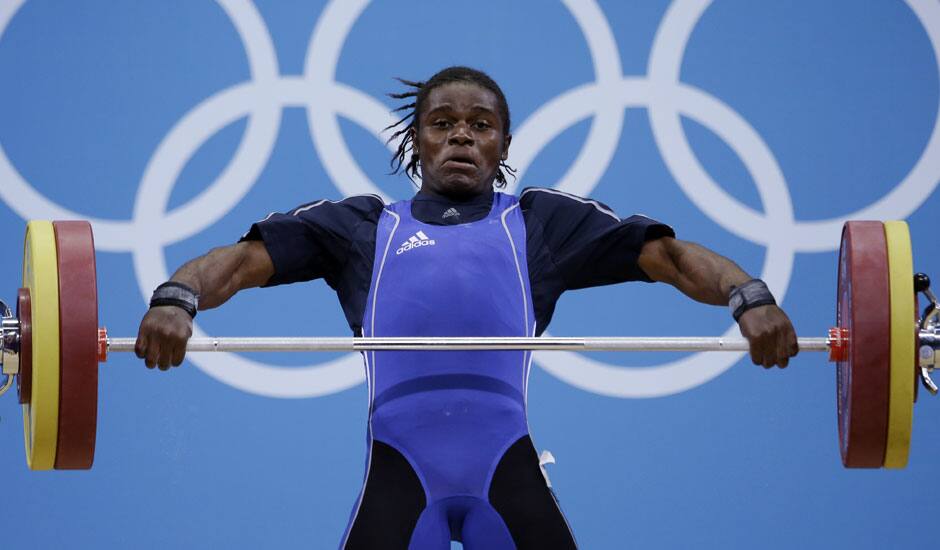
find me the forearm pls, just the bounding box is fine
[137,241,272,369]
[640,238,751,306]
[168,241,273,310]
[639,236,797,367]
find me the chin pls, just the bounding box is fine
[436,176,489,199]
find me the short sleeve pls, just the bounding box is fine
[240,194,384,287]
[520,187,674,290]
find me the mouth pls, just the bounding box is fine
[443,155,476,170]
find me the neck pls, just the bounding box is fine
[418,185,493,203]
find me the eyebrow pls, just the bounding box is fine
[425,104,498,116]
[469,105,497,114]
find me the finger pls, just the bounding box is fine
[171,344,186,368]
[787,330,799,358]
[759,333,775,369]
[776,330,790,369]
[135,332,148,359]
[160,339,178,370]
[750,329,772,367]
[145,341,162,370]
[749,339,763,366]
[158,350,172,371]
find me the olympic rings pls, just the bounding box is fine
[0,0,938,398]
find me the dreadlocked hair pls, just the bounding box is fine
[385,66,515,187]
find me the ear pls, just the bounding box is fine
[501,134,512,161]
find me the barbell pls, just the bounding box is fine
[0,220,937,471]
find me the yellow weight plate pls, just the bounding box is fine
[22,221,60,470]
[884,221,915,469]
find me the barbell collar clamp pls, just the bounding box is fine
[0,304,18,398]
[0,303,19,377]
[916,272,940,394]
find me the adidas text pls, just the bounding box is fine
[396,231,436,255]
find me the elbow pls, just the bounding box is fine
[638,236,681,285]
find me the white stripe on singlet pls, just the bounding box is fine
[341,208,400,550]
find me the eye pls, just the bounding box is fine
[432,119,452,129]
[473,120,492,130]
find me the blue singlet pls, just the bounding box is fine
[344,192,560,549]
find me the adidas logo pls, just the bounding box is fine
[442,207,460,220]
[396,230,436,255]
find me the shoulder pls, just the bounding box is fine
[289,194,386,219]
[244,194,385,241]
[518,187,620,222]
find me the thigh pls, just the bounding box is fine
[342,440,427,550]
[487,436,578,550]
[408,505,451,550]
[461,500,516,550]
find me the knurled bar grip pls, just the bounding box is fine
[106,336,831,353]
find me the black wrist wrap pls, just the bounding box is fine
[150,281,199,318]
[728,279,776,322]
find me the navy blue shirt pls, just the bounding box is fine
[242,187,674,336]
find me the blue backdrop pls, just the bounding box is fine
[1,1,939,548]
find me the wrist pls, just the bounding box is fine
[150,281,199,318]
[728,279,776,322]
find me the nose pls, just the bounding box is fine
[448,122,473,145]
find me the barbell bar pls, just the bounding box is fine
[0,219,937,472]
[101,335,833,353]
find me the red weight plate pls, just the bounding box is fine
[53,221,99,470]
[16,288,32,405]
[836,221,891,468]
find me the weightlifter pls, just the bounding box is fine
[135,66,798,550]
